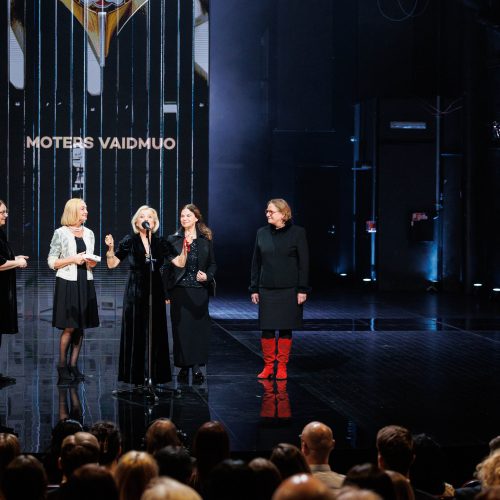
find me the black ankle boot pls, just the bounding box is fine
[57,366,74,384]
[69,365,85,381]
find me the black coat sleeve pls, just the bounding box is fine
[249,231,261,293]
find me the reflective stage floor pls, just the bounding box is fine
[1,268,499,482]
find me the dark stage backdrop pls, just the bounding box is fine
[1,0,209,256]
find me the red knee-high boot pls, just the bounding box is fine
[257,338,276,379]
[276,338,292,380]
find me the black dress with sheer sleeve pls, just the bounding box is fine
[0,229,18,334]
[115,233,171,385]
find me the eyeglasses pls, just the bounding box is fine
[265,210,280,215]
[0,211,8,215]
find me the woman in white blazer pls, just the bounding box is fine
[48,198,99,384]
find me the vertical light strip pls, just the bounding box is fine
[69,0,74,195]
[175,0,180,216]
[146,3,151,203]
[190,0,194,201]
[36,0,41,258]
[6,1,10,228]
[52,0,58,230]
[159,0,165,228]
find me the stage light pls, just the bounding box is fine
[473,283,483,287]
[492,288,500,292]
[363,278,371,282]
[340,273,347,277]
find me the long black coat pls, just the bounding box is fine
[115,233,171,385]
[0,229,18,334]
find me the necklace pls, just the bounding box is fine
[68,225,83,233]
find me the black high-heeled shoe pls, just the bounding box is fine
[192,370,205,384]
[57,366,74,385]
[69,365,85,382]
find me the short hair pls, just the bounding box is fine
[142,477,202,500]
[376,425,414,474]
[60,432,100,478]
[131,205,160,234]
[114,451,159,500]
[273,473,336,500]
[267,198,292,222]
[154,445,193,484]
[0,433,20,478]
[90,421,122,466]
[145,418,181,455]
[270,443,310,480]
[63,464,118,500]
[0,199,7,211]
[2,454,48,500]
[61,198,85,226]
[477,451,500,487]
[343,463,396,500]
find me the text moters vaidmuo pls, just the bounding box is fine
[26,136,176,150]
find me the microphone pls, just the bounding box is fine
[141,221,151,231]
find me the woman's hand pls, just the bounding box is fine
[74,252,86,265]
[297,293,307,305]
[196,271,207,282]
[15,256,29,269]
[85,259,97,269]
[105,234,114,250]
[251,293,259,305]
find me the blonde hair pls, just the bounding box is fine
[115,451,159,500]
[142,477,202,500]
[181,204,212,240]
[267,199,292,222]
[477,451,500,487]
[131,205,160,234]
[61,198,85,226]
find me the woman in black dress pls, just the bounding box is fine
[48,198,100,384]
[250,198,309,380]
[164,204,216,384]
[105,205,171,386]
[0,199,29,384]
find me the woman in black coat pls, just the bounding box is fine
[164,204,216,384]
[105,205,171,386]
[250,198,309,380]
[0,199,29,384]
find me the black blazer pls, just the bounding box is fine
[163,229,216,292]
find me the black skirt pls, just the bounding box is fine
[170,286,210,367]
[258,287,303,330]
[52,269,99,330]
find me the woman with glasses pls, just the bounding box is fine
[250,198,309,380]
[0,199,29,384]
[48,198,100,384]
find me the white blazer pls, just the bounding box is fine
[47,226,95,281]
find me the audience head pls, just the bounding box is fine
[145,418,181,455]
[248,457,282,500]
[489,437,500,455]
[90,421,122,467]
[300,421,335,464]
[141,477,202,500]
[272,473,335,500]
[0,433,20,479]
[409,433,448,495]
[205,459,256,500]
[154,445,193,484]
[50,418,84,454]
[336,487,383,500]
[115,450,159,500]
[376,425,414,476]
[270,443,311,480]
[59,431,100,480]
[2,454,48,500]
[477,451,500,487]
[385,470,415,500]
[62,463,118,500]
[343,463,396,500]
[191,421,230,477]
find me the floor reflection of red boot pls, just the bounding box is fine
[276,380,291,419]
[258,379,276,418]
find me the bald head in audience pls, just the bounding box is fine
[301,422,335,464]
[272,473,336,500]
